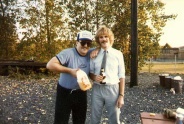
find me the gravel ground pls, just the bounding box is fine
[0,73,184,124]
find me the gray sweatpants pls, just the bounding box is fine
[90,83,121,124]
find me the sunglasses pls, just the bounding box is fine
[79,40,92,47]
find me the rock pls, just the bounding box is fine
[0,73,184,124]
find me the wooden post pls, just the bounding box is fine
[130,0,138,87]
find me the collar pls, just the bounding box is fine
[100,47,112,53]
[74,47,87,57]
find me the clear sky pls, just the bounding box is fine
[159,0,184,48]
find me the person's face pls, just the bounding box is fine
[76,40,92,56]
[99,35,110,49]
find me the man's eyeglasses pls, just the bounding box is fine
[79,40,92,47]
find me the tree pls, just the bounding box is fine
[0,0,18,59]
[60,0,95,35]
[16,0,66,61]
[97,0,176,73]
[0,0,176,72]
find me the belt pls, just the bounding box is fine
[59,84,83,94]
[69,89,81,94]
[93,82,119,86]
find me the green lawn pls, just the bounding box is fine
[140,62,184,74]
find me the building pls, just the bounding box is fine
[178,46,184,59]
[158,46,184,61]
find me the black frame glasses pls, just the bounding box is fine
[79,40,92,47]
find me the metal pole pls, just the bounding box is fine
[130,0,138,87]
[149,57,151,73]
[175,54,176,73]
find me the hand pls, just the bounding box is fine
[94,75,104,83]
[116,96,124,108]
[70,68,79,78]
[90,47,100,59]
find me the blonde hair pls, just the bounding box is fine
[95,25,114,46]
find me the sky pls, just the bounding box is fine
[159,0,184,48]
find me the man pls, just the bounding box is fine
[89,25,125,124]
[46,30,93,124]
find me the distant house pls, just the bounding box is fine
[158,45,184,61]
[178,46,184,59]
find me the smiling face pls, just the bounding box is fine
[76,40,91,56]
[99,35,111,49]
[95,26,114,49]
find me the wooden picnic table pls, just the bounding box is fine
[140,112,175,124]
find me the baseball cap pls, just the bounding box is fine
[77,30,93,41]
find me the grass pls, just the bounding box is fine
[140,62,184,74]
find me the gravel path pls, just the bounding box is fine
[0,73,184,124]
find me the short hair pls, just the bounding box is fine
[95,25,114,46]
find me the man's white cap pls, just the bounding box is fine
[77,30,93,41]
